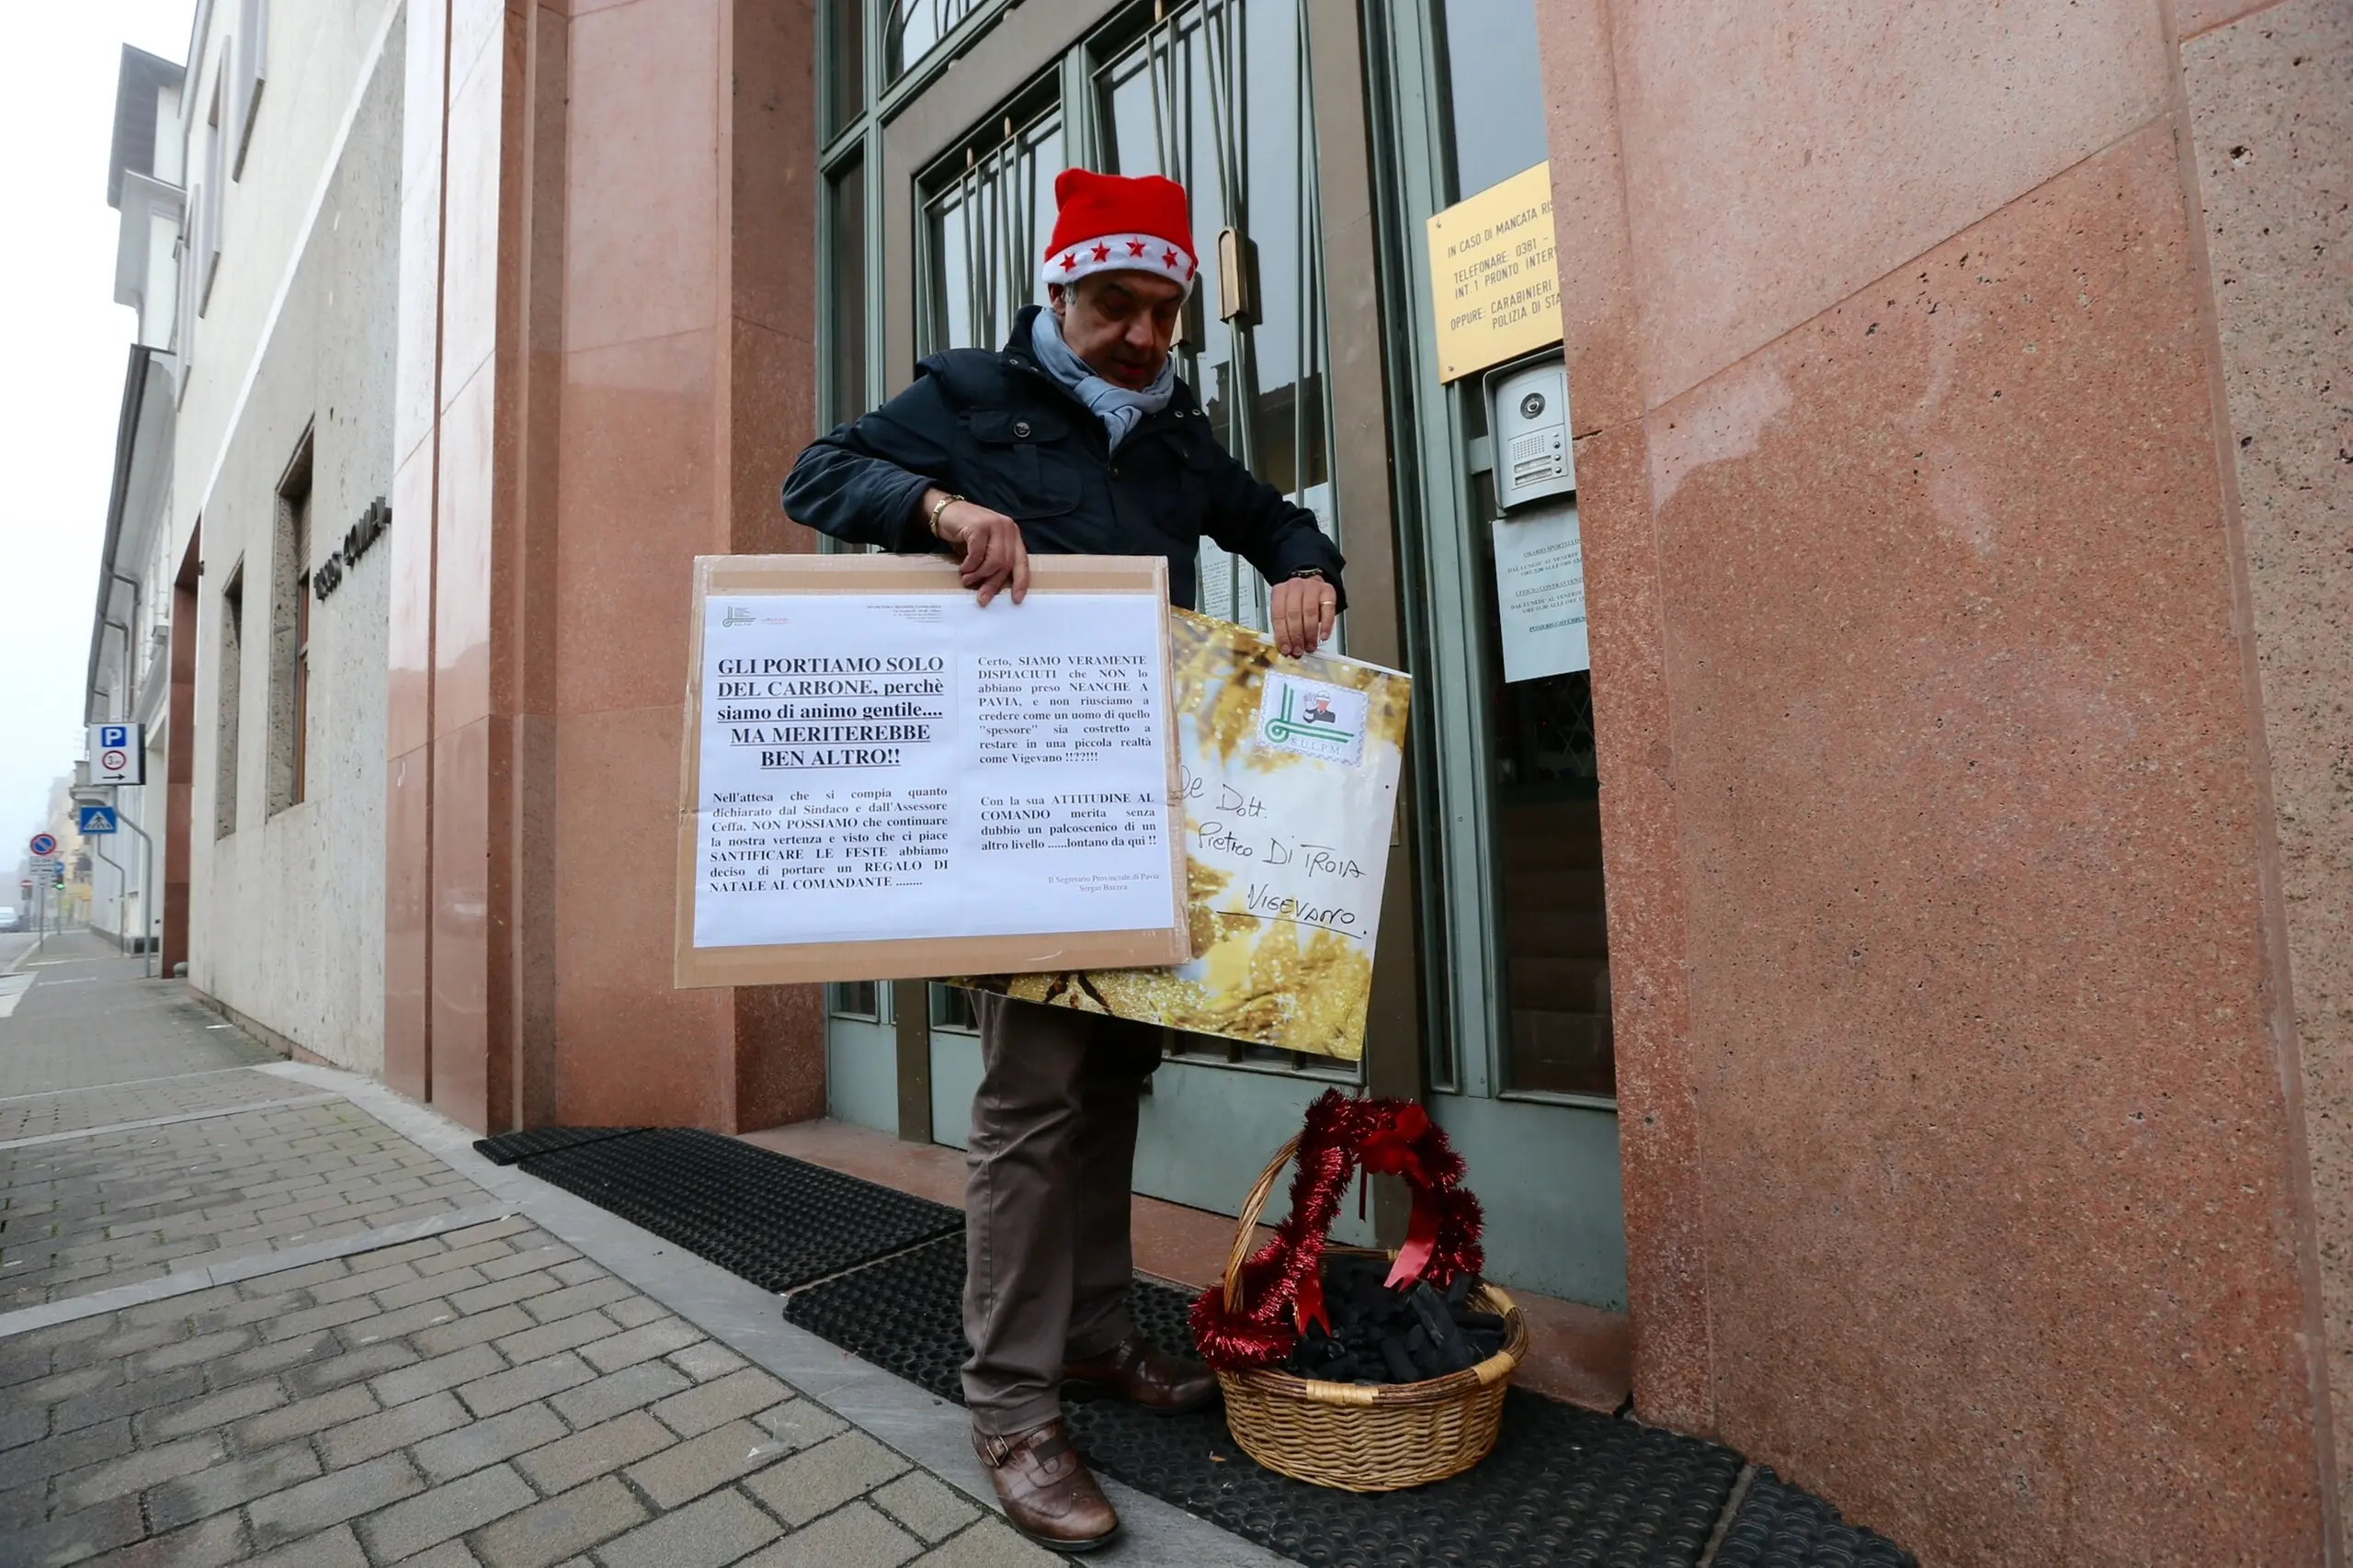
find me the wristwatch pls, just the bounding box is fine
[926,493,965,539]
[1288,567,1332,592]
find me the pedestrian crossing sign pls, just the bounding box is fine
[77,806,118,835]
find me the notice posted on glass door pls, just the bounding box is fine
[691,593,1174,949]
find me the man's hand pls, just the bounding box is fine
[1268,574,1337,658]
[924,490,1029,607]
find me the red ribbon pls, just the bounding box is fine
[1386,1189,1442,1290]
[1358,1104,1433,1187]
[1358,1105,1442,1290]
[1292,1266,1330,1337]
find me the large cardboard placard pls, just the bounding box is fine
[675,554,1189,987]
[961,609,1411,1062]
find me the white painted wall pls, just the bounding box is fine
[179,5,404,1072]
[166,0,404,572]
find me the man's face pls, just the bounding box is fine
[1051,272,1186,390]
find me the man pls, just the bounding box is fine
[783,167,1345,1552]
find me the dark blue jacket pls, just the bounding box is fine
[781,306,1346,611]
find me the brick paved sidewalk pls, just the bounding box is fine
[0,946,1226,1568]
[4,1217,1008,1568]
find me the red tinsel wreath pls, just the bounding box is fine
[1190,1090,1484,1371]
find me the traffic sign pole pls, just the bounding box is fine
[114,808,158,978]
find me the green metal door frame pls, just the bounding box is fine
[1353,0,1629,1304]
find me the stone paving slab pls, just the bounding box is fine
[1,1099,483,1311]
[283,1066,1290,1568]
[0,1071,334,1144]
[3,1217,1059,1568]
[0,945,276,1099]
[0,955,1161,1568]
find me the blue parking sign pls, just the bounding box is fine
[78,806,118,835]
[87,721,144,784]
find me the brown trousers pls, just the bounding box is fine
[961,993,1163,1435]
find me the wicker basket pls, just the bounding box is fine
[1211,1135,1527,1492]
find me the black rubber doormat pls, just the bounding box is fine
[1709,1467,1914,1568]
[785,1235,1913,1568]
[499,1129,961,1292]
[473,1127,646,1165]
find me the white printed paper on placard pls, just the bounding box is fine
[1491,499,1590,683]
[692,593,1175,949]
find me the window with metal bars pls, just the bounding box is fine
[887,0,991,83]
[1097,0,1336,633]
[268,431,313,814]
[918,107,1065,358]
[215,561,243,839]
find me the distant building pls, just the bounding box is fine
[79,2,2353,1562]
[83,43,183,953]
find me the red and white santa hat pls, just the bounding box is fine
[1039,167,1198,293]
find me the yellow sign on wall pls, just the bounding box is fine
[1425,163,1561,383]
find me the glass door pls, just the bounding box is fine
[814,0,1631,1308]
[892,0,1374,1244]
[1094,0,1364,1221]
[1094,0,1337,632]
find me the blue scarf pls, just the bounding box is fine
[1029,309,1176,452]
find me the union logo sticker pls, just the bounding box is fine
[1258,673,1368,767]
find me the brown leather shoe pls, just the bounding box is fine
[972,1419,1120,1553]
[1063,1331,1220,1415]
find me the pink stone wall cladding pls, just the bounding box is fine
[563,0,723,356]
[2187,0,2353,1519]
[384,0,450,1110]
[543,0,825,1127]
[1547,0,2339,1559]
[1531,0,1713,1426]
[551,0,733,1127]
[1563,415,1714,1426]
[388,0,827,1134]
[550,700,734,1128]
[425,0,521,1133]
[2177,0,2293,40]
[429,713,494,1130]
[383,744,430,1102]
[1653,125,2321,1563]
[1609,0,2172,409]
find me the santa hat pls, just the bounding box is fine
[1039,168,1198,294]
